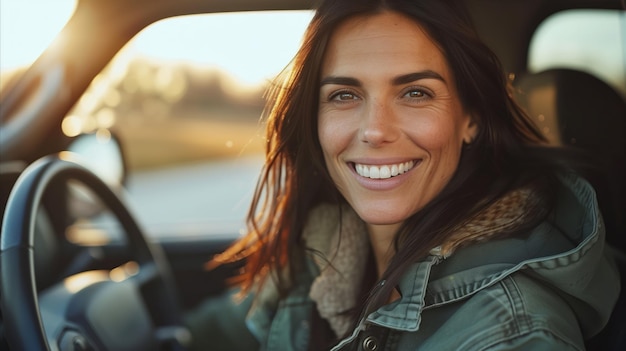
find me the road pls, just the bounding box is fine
[124,155,264,239]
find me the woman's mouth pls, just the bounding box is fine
[353,160,416,179]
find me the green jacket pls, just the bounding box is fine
[186,174,620,350]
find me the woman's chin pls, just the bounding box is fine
[353,207,410,228]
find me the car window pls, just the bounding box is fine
[64,11,314,238]
[528,9,626,98]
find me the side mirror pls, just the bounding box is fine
[65,131,127,218]
[66,131,126,189]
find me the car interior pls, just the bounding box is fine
[0,0,624,350]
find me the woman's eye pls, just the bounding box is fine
[404,89,429,99]
[330,91,358,101]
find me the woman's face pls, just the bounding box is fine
[318,11,477,229]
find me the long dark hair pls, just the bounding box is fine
[214,0,572,323]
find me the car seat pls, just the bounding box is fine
[514,68,625,245]
[514,68,626,351]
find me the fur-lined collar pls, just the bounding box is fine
[303,186,545,337]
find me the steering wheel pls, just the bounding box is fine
[1,154,189,351]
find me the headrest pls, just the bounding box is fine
[514,68,626,244]
[515,68,625,154]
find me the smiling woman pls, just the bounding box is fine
[185,0,621,350]
[0,0,623,351]
[318,12,477,234]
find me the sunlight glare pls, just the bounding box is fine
[1,4,313,89]
[0,0,77,71]
[64,270,109,293]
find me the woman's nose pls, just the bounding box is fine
[359,101,399,147]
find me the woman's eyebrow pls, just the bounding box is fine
[320,76,361,87]
[392,70,446,85]
[320,70,445,88]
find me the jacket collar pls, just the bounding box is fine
[247,173,613,342]
[303,182,548,336]
[364,173,615,338]
[365,256,440,332]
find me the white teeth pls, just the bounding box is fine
[370,167,380,179]
[355,161,415,179]
[380,166,391,179]
[391,164,399,176]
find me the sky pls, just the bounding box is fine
[0,0,314,86]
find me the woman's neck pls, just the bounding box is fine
[367,223,403,303]
[367,223,401,279]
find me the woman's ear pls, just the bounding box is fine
[462,115,479,144]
